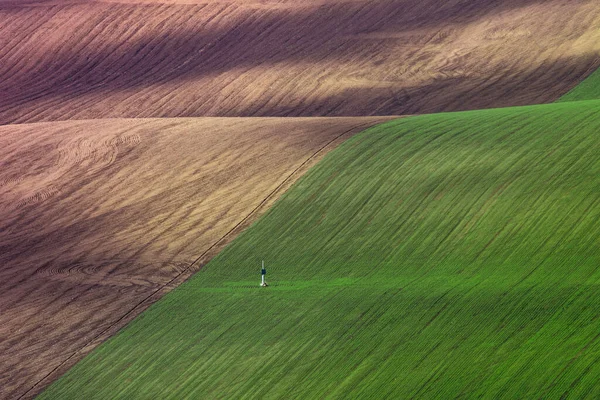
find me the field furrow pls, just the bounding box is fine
[0,0,599,123]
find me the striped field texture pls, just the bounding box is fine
[560,66,600,102]
[1,0,600,124]
[40,100,600,399]
[0,117,388,399]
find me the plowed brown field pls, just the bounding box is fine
[0,0,599,124]
[0,116,389,399]
[2,0,600,398]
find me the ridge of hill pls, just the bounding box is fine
[40,100,600,398]
[0,0,599,124]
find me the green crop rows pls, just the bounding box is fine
[41,100,600,399]
[560,66,600,102]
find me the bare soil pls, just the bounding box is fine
[0,0,598,124]
[1,0,599,397]
[0,116,389,399]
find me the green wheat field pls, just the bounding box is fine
[41,97,600,398]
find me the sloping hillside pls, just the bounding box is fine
[0,116,388,399]
[39,100,600,398]
[560,67,600,102]
[0,0,599,124]
[3,0,600,399]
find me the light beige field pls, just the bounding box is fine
[0,0,598,124]
[0,116,390,399]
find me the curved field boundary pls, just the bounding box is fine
[38,100,600,399]
[0,116,390,399]
[559,66,600,102]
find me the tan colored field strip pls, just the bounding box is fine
[0,116,391,399]
[0,0,599,124]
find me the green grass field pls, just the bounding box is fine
[41,100,600,399]
[560,67,600,102]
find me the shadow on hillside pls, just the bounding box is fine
[0,0,597,121]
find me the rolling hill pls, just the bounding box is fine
[3,0,600,398]
[39,100,600,398]
[0,0,599,124]
[0,116,389,399]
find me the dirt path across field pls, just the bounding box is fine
[0,116,391,399]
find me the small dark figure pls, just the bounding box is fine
[261,261,268,287]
